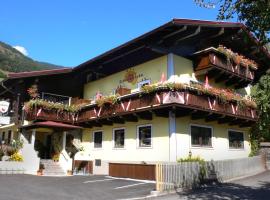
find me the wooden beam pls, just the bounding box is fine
[124,114,138,122]
[111,117,125,124]
[175,109,192,118]
[218,117,233,124]
[99,119,113,126]
[191,111,208,120]
[90,121,102,127]
[225,78,239,87]
[153,109,169,118]
[136,111,153,120]
[205,114,223,122]
[215,72,227,83]
[81,122,93,128]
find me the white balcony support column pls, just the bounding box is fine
[169,111,177,162]
[62,131,67,149]
[31,129,36,146]
[167,53,175,79]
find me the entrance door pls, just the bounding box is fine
[45,135,52,159]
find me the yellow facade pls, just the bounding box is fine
[83,56,168,99]
[81,53,252,164]
[176,116,250,161]
[81,116,169,162]
[173,54,194,80]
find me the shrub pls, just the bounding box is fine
[9,152,23,162]
[178,155,206,182]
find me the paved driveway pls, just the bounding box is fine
[157,171,270,200]
[0,175,155,200]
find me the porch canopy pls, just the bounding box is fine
[21,121,82,131]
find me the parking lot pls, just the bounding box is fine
[0,175,155,200]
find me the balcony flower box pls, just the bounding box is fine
[193,46,256,81]
[116,87,131,96]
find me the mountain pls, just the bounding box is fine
[0,41,63,78]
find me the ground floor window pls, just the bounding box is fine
[228,130,244,149]
[113,128,125,148]
[137,125,152,148]
[190,125,212,147]
[93,131,103,148]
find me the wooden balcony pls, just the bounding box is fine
[193,48,256,88]
[25,89,257,128]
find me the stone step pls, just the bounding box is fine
[39,159,66,176]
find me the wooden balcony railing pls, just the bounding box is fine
[25,90,257,125]
[193,48,256,86]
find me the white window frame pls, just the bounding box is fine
[93,130,103,149]
[112,127,125,149]
[137,79,151,89]
[228,129,245,150]
[137,124,153,149]
[189,124,213,148]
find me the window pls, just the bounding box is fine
[190,125,212,147]
[137,125,152,148]
[113,128,125,148]
[93,131,103,148]
[138,79,151,89]
[228,130,244,149]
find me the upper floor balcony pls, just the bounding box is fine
[24,81,257,128]
[193,46,258,88]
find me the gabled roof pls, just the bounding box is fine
[74,18,269,81]
[4,19,270,83]
[21,121,82,130]
[7,68,73,79]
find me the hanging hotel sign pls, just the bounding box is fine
[0,101,9,113]
[120,69,143,85]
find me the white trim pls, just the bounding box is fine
[189,123,213,148]
[137,79,151,89]
[136,124,153,149]
[93,130,103,149]
[227,129,245,150]
[112,127,126,149]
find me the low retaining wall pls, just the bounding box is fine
[0,161,25,174]
[156,155,265,191]
[206,156,265,182]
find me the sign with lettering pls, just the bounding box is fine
[120,69,143,85]
[0,101,9,113]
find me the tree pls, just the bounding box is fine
[251,75,270,141]
[195,0,270,44]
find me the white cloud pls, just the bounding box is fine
[13,45,28,56]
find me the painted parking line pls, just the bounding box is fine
[106,176,155,183]
[83,178,113,183]
[114,182,147,189]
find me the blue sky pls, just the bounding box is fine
[1,0,223,67]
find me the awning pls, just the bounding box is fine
[20,121,82,130]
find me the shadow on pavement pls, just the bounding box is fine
[175,181,270,200]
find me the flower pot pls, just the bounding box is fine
[67,170,73,176]
[37,169,43,176]
[116,87,131,96]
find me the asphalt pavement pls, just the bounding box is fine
[156,171,270,200]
